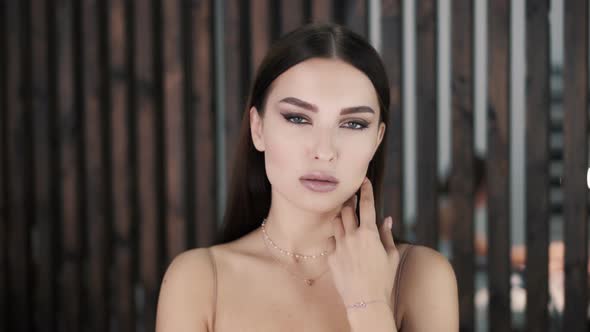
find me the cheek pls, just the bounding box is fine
[262,131,300,183]
[340,135,376,162]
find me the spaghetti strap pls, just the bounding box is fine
[207,248,218,332]
[393,244,413,329]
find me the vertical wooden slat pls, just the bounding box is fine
[163,0,187,260]
[46,0,63,330]
[31,0,57,330]
[311,0,334,22]
[381,0,404,238]
[280,0,305,35]
[80,0,109,330]
[72,0,90,326]
[135,0,161,328]
[250,0,271,75]
[190,0,217,247]
[415,0,438,249]
[334,0,367,38]
[450,0,474,330]
[57,0,83,329]
[0,0,6,329]
[224,0,248,179]
[98,1,115,328]
[240,0,253,98]
[6,1,34,330]
[562,0,588,330]
[110,0,135,330]
[525,0,550,331]
[487,0,511,330]
[46,0,61,330]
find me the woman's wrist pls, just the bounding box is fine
[345,298,391,310]
[346,299,397,332]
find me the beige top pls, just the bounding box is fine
[206,244,414,331]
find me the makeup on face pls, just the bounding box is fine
[277,97,376,131]
[259,58,384,208]
[299,172,339,193]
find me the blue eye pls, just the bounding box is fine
[281,113,369,130]
[343,121,369,130]
[283,114,309,124]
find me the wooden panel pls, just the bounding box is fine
[135,0,161,328]
[163,0,188,260]
[224,0,248,179]
[450,0,474,330]
[311,0,333,22]
[57,0,83,329]
[80,0,109,330]
[415,0,438,249]
[6,1,34,330]
[280,0,305,35]
[250,0,271,75]
[487,0,511,330]
[190,0,217,247]
[0,0,6,329]
[380,0,404,238]
[334,0,367,37]
[525,0,550,330]
[110,0,135,330]
[30,0,58,330]
[562,0,588,330]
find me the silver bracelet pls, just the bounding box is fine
[345,299,389,310]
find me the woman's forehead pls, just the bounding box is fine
[266,58,380,110]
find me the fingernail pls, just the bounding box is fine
[363,177,368,184]
[387,217,393,229]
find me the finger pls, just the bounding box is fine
[359,177,377,230]
[340,195,357,233]
[379,216,396,250]
[341,205,357,234]
[332,216,345,242]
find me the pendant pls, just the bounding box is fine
[305,279,314,286]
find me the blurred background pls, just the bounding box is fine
[1,0,589,331]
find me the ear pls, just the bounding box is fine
[374,122,386,153]
[250,107,265,152]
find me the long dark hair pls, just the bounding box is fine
[216,23,394,244]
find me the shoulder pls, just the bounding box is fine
[402,244,456,279]
[398,245,459,331]
[155,247,217,332]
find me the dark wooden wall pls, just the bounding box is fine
[0,0,588,331]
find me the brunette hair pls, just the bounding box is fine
[216,23,395,244]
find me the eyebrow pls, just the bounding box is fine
[278,97,375,115]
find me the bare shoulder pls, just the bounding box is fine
[155,247,217,332]
[398,245,459,331]
[404,245,456,281]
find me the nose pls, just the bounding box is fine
[312,130,337,162]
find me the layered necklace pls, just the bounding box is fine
[260,218,333,286]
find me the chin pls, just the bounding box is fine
[296,190,352,214]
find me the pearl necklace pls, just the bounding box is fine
[261,226,331,286]
[260,218,333,261]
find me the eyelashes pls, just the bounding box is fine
[281,112,370,130]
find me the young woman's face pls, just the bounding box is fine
[250,58,386,213]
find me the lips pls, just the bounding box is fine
[299,173,339,193]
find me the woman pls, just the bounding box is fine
[156,23,458,331]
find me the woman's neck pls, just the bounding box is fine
[263,199,339,257]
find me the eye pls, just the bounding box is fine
[282,113,310,125]
[342,121,369,130]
